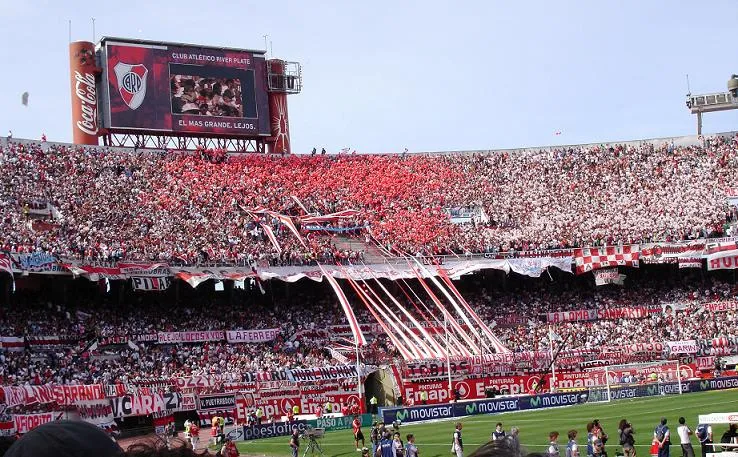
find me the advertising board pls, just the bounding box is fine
[101,38,270,136]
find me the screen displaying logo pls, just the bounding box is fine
[114,62,148,110]
[465,403,477,415]
[395,410,408,422]
[529,396,541,407]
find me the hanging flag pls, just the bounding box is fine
[318,264,366,346]
[290,195,311,215]
[260,223,282,254]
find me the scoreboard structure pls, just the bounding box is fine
[69,37,301,153]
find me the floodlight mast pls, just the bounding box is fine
[685,75,738,135]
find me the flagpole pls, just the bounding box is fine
[355,342,363,409]
[548,324,557,393]
[445,312,452,396]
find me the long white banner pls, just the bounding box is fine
[75,399,116,429]
[157,331,224,343]
[110,392,182,418]
[666,340,699,354]
[226,328,280,343]
[706,250,738,271]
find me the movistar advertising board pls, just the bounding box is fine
[381,376,738,425]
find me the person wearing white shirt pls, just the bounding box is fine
[677,417,695,457]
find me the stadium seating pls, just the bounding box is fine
[0,135,736,263]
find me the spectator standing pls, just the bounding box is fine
[405,434,418,457]
[220,438,239,457]
[255,407,264,424]
[452,423,464,457]
[377,432,394,457]
[566,430,579,457]
[371,422,381,456]
[393,432,404,457]
[618,419,636,457]
[370,395,378,415]
[654,418,671,457]
[549,431,561,457]
[695,423,712,457]
[289,428,300,457]
[492,423,506,441]
[677,417,695,457]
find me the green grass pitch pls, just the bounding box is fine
[237,389,738,457]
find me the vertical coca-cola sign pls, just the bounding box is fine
[69,41,99,145]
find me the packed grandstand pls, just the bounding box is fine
[0,133,737,442]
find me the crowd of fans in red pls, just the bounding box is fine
[1,134,737,264]
[0,276,735,387]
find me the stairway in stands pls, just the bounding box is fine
[332,235,389,265]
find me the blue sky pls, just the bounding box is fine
[1,0,737,153]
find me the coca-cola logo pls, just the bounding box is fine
[74,71,98,136]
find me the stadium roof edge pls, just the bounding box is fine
[3,131,736,157]
[416,130,738,156]
[96,36,266,55]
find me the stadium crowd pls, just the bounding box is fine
[0,277,735,387]
[0,134,737,263]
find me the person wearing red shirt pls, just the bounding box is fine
[220,438,239,457]
[353,415,365,451]
[189,423,200,450]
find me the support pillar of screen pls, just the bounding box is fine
[267,59,291,154]
[69,41,101,146]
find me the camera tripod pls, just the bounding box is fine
[302,435,325,457]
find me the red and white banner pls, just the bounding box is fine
[235,390,361,421]
[300,209,361,224]
[666,340,699,354]
[594,268,626,286]
[14,412,65,434]
[696,356,716,370]
[574,245,639,274]
[703,301,738,312]
[288,365,363,383]
[118,262,170,277]
[25,335,79,348]
[1,384,107,407]
[75,399,116,430]
[328,324,380,337]
[0,253,13,277]
[705,241,738,255]
[706,249,738,271]
[62,264,126,280]
[131,276,171,291]
[0,420,15,437]
[225,328,280,343]
[157,331,224,344]
[545,306,653,323]
[0,336,25,351]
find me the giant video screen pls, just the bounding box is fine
[103,40,270,136]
